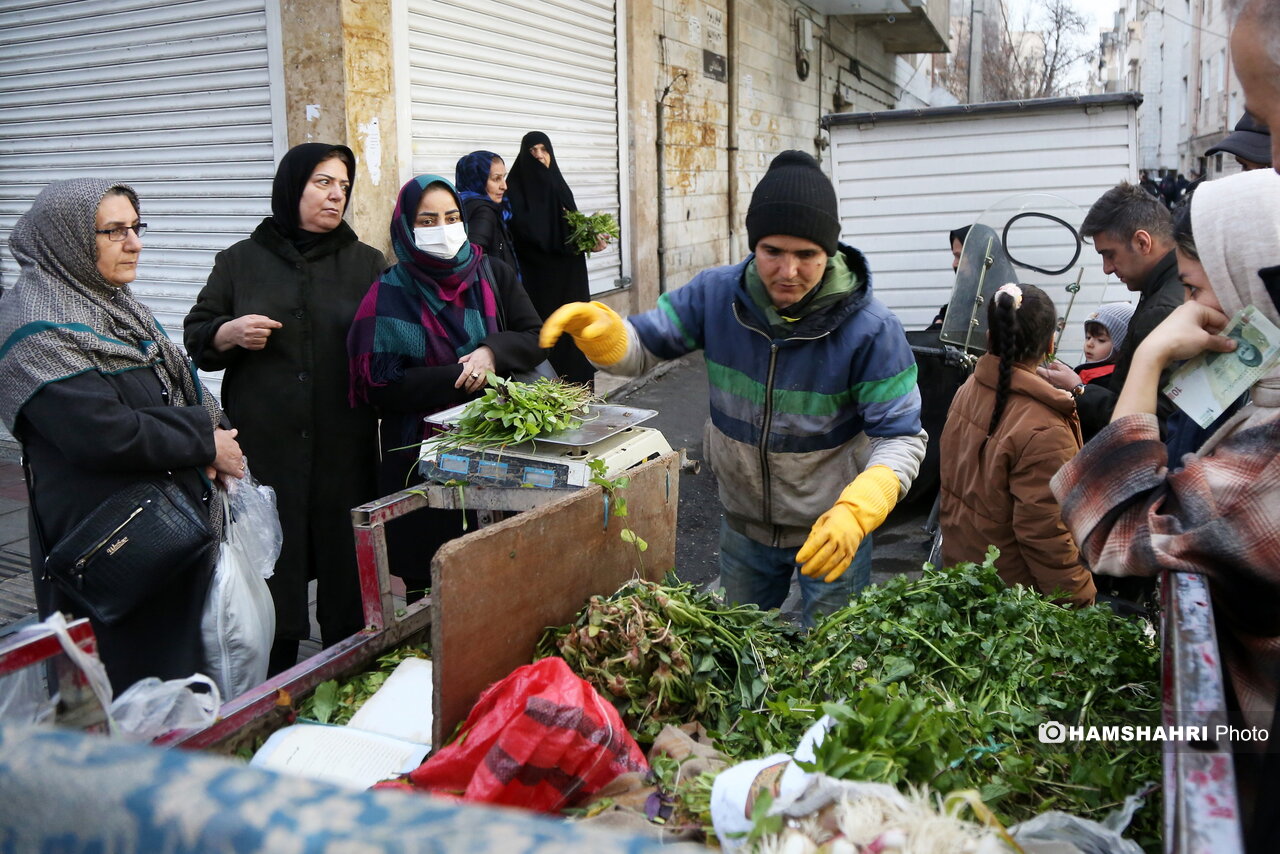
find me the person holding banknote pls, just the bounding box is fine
[1051,167,1280,842]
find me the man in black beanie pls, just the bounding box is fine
[541,150,925,625]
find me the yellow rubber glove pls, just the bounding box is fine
[796,465,901,583]
[539,301,628,366]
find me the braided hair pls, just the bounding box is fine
[986,282,1058,437]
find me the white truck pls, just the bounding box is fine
[823,92,1143,364]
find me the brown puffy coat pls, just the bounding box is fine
[939,354,1094,607]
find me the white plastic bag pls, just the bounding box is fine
[0,666,54,726]
[110,674,221,741]
[225,462,283,580]
[200,467,278,700]
[24,612,220,740]
[0,622,66,726]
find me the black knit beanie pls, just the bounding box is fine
[746,150,841,255]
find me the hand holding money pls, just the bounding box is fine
[1139,301,1236,366]
[1160,304,1280,428]
[1112,302,1240,425]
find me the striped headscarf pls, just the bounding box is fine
[347,175,500,410]
[0,179,221,437]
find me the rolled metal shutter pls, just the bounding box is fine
[404,0,627,295]
[0,0,280,362]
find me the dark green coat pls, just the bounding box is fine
[184,219,386,642]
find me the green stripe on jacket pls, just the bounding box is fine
[706,359,918,415]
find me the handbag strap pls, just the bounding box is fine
[20,455,51,573]
[483,256,508,331]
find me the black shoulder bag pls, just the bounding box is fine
[24,461,216,627]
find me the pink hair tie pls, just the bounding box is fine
[995,283,1023,309]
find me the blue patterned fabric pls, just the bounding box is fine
[0,726,698,853]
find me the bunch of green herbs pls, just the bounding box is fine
[726,548,1162,848]
[536,574,802,742]
[547,551,1162,848]
[297,643,430,726]
[564,209,621,254]
[429,373,594,452]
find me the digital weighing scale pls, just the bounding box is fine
[419,403,673,489]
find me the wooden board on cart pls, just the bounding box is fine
[430,452,679,747]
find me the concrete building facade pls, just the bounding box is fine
[0,0,952,350]
[1093,0,1245,181]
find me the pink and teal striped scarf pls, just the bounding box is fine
[348,174,499,410]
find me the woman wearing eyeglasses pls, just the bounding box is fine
[0,179,244,693]
[184,144,386,676]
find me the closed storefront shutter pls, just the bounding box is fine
[403,0,628,295]
[0,0,281,381]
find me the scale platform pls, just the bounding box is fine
[419,404,673,489]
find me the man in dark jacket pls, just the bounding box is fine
[1040,182,1183,440]
[540,151,926,626]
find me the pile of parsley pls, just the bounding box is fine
[551,549,1162,847]
[721,548,1162,847]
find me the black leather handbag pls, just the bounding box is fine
[30,473,216,627]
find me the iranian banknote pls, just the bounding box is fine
[1164,305,1280,428]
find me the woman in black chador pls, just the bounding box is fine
[505,131,601,386]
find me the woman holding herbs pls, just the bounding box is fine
[506,131,607,386]
[347,174,543,601]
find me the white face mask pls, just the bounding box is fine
[413,222,468,259]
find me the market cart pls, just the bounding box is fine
[161,449,681,752]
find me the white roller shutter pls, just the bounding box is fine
[402,0,628,295]
[0,0,281,366]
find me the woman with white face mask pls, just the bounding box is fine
[347,175,543,600]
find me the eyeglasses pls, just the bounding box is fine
[94,223,147,241]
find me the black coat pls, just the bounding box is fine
[20,368,216,695]
[184,220,386,642]
[362,259,544,588]
[462,197,520,275]
[1076,251,1184,440]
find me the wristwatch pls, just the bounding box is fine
[1071,383,1087,398]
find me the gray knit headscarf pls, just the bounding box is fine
[0,178,223,463]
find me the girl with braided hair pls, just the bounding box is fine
[938,282,1095,607]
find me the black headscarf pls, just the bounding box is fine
[270,142,358,250]
[506,131,579,255]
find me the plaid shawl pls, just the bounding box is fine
[347,175,499,409]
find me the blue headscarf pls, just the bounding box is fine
[455,151,512,222]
